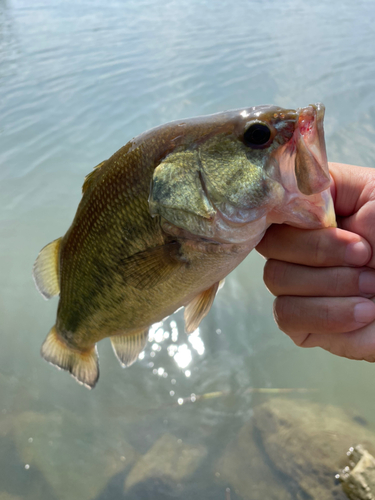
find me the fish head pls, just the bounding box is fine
[261,103,335,230]
[150,103,335,244]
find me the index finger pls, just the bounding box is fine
[256,225,371,267]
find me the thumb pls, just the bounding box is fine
[340,202,375,268]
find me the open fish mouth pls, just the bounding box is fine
[294,103,331,196]
[292,103,336,228]
[271,103,336,229]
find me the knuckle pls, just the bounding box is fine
[273,296,292,332]
[314,300,349,332]
[326,267,342,295]
[256,229,274,258]
[263,260,287,295]
[295,333,312,348]
[325,267,359,297]
[363,176,375,201]
[257,225,283,258]
[309,232,329,266]
[316,302,334,331]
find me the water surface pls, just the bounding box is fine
[1,0,375,498]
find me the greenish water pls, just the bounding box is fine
[1,0,375,498]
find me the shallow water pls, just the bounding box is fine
[1,0,375,498]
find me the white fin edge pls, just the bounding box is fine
[41,326,99,389]
[111,329,149,368]
[33,237,62,300]
[184,281,220,334]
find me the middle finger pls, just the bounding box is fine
[264,260,375,297]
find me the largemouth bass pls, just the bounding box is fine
[33,103,335,389]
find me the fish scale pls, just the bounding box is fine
[33,104,335,388]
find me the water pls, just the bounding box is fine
[1,0,375,498]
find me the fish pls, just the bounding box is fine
[33,103,336,389]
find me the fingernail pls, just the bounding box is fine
[359,270,375,295]
[345,241,370,266]
[354,301,375,324]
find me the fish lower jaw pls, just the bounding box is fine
[161,213,269,249]
[266,188,335,229]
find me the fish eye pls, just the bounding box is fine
[243,122,271,148]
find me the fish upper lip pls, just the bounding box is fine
[296,102,327,166]
[296,103,325,134]
[293,103,330,195]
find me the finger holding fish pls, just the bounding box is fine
[257,161,375,363]
[264,261,375,298]
[256,225,371,267]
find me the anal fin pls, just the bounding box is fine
[184,281,221,334]
[41,326,99,389]
[33,238,62,299]
[111,329,149,368]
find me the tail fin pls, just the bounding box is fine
[41,326,99,389]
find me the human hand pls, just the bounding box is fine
[256,162,375,361]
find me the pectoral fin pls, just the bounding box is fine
[33,237,62,299]
[41,326,99,389]
[111,329,149,367]
[184,281,221,334]
[120,242,185,290]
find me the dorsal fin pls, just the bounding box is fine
[82,160,106,194]
[33,237,62,300]
[111,329,149,367]
[184,280,223,334]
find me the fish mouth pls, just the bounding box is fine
[294,103,331,196]
[271,103,336,229]
[292,103,336,228]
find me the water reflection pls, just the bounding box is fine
[147,320,205,373]
[148,318,207,374]
[144,319,207,409]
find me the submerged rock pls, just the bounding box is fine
[215,422,293,500]
[253,398,375,500]
[11,410,138,500]
[125,433,207,491]
[0,494,23,500]
[0,413,13,439]
[340,445,375,500]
